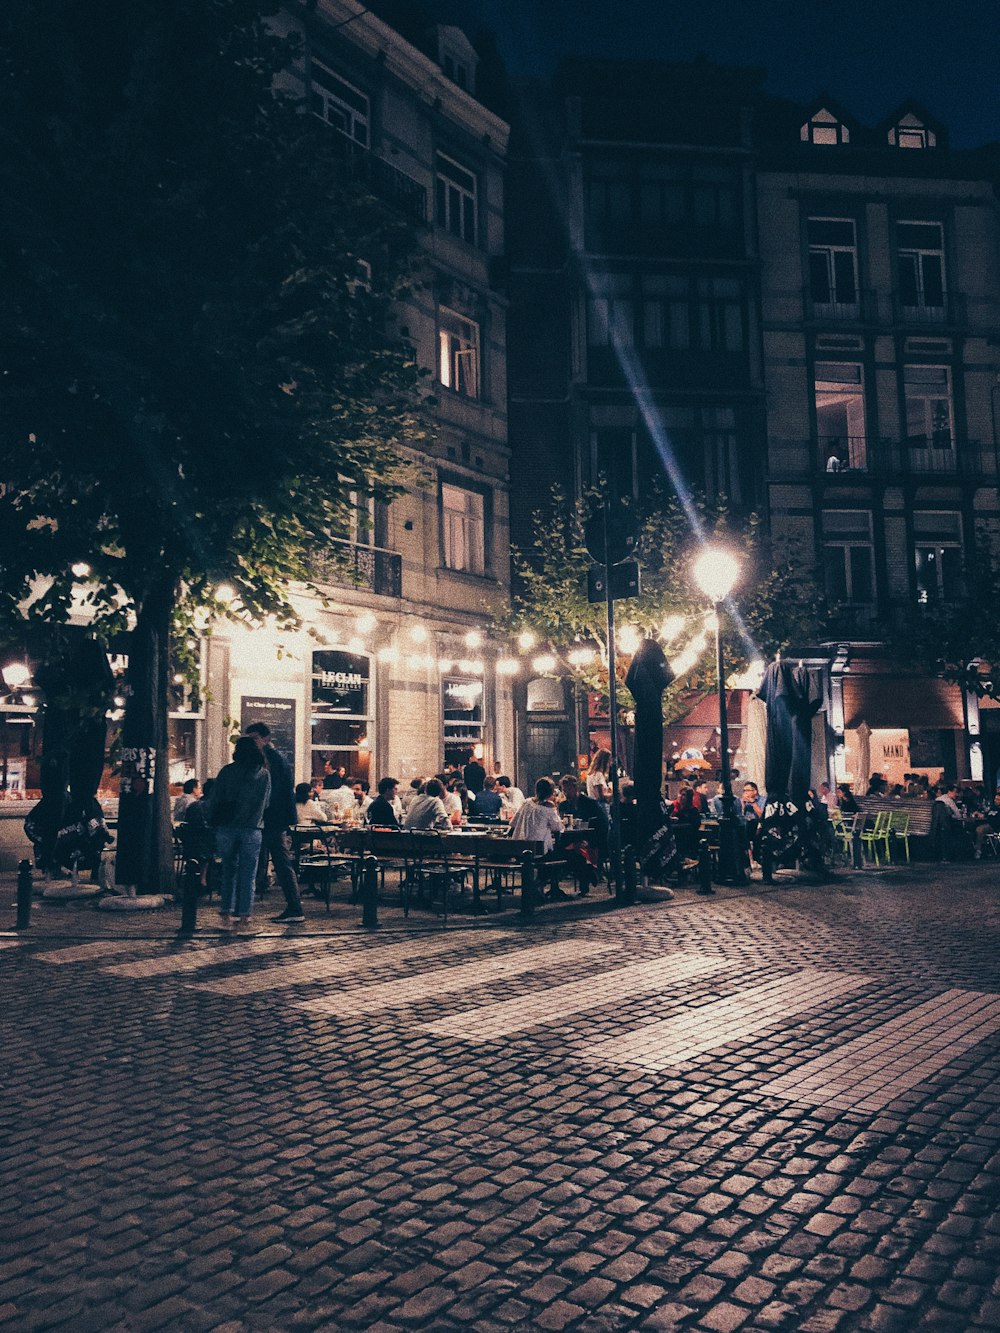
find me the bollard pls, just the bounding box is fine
[178,858,200,935]
[16,859,32,930]
[361,854,380,929]
[622,847,637,905]
[697,837,716,895]
[519,850,536,918]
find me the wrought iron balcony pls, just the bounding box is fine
[332,137,427,226]
[768,436,998,482]
[309,540,403,599]
[891,289,966,327]
[803,285,877,323]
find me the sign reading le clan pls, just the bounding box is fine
[240,696,296,773]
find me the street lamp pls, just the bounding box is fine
[692,548,746,884]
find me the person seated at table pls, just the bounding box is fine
[352,780,372,814]
[366,776,401,829]
[403,778,452,831]
[173,778,201,822]
[669,786,702,863]
[510,777,567,897]
[558,775,608,893]
[295,782,330,826]
[932,782,966,861]
[319,773,355,819]
[496,775,525,814]
[400,777,423,815]
[470,775,504,819]
[837,784,860,814]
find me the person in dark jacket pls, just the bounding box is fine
[210,738,271,929]
[463,755,486,794]
[245,722,305,924]
[365,777,401,828]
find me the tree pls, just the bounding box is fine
[503,486,829,722]
[0,0,431,891]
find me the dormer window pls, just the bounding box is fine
[889,113,936,149]
[801,108,850,146]
[434,25,478,96]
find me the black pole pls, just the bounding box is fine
[361,854,379,928]
[603,497,624,901]
[519,849,536,917]
[714,602,746,884]
[15,858,32,930]
[178,858,200,935]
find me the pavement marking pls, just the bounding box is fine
[583,968,868,1070]
[424,952,728,1041]
[0,938,23,951]
[99,936,332,978]
[36,940,164,964]
[297,939,617,1017]
[761,987,1000,1113]
[193,931,522,996]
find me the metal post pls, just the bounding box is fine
[714,603,746,885]
[15,858,32,930]
[178,858,200,935]
[603,496,624,901]
[623,845,637,904]
[519,849,536,917]
[697,836,715,895]
[361,854,379,928]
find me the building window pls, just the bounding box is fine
[310,62,369,146]
[808,217,858,315]
[310,649,373,784]
[695,277,744,351]
[582,428,637,504]
[889,113,936,149]
[443,676,484,769]
[913,511,963,603]
[904,365,953,452]
[586,171,632,229]
[442,53,469,90]
[438,307,480,398]
[441,482,486,576]
[800,108,850,145]
[815,361,867,471]
[639,170,685,226]
[642,275,689,349]
[587,275,634,348]
[692,182,736,227]
[435,154,477,244]
[896,221,946,316]
[822,510,875,605]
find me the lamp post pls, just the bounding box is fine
[692,548,746,885]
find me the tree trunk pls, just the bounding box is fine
[115,581,175,893]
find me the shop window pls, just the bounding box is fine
[441,482,486,576]
[310,62,369,146]
[443,676,484,769]
[435,154,477,244]
[822,510,875,605]
[914,512,963,603]
[310,649,372,783]
[438,307,480,398]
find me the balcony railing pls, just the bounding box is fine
[804,285,877,323]
[891,289,966,327]
[332,137,427,225]
[768,436,998,481]
[309,540,403,599]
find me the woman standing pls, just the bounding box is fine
[586,748,613,802]
[209,736,271,931]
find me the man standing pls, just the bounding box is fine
[463,752,486,795]
[245,722,305,924]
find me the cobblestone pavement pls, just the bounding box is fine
[1,863,999,1331]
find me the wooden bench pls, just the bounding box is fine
[853,797,935,860]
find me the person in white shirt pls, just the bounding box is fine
[509,778,564,855]
[585,749,612,802]
[319,775,356,818]
[294,783,330,826]
[172,779,200,821]
[441,783,463,820]
[403,778,451,831]
[497,775,525,813]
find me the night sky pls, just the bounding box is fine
[424,0,1000,148]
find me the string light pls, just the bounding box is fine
[214,583,236,605]
[618,625,642,655]
[567,645,596,667]
[464,629,483,649]
[532,653,557,674]
[355,611,377,634]
[517,630,537,651]
[71,562,91,578]
[659,614,686,645]
[377,646,399,663]
[496,658,520,675]
[409,624,429,644]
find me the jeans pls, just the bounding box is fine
[255,827,303,914]
[216,827,262,918]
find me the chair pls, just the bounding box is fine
[403,832,470,923]
[887,810,911,863]
[859,810,892,865]
[831,811,860,866]
[294,826,359,910]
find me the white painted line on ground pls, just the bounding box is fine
[761,988,1000,1112]
[100,935,331,978]
[424,952,728,1041]
[584,968,868,1070]
[194,931,520,996]
[297,940,617,1017]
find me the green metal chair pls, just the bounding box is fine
[830,810,858,865]
[859,810,892,865]
[887,810,911,863]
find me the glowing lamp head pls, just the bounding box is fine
[2,662,31,690]
[659,614,686,646]
[517,630,537,652]
[464,629,483,649]
[214,582,237,606]
[618,625,642,656]
[693,548,740,604]
[532,653,557,674]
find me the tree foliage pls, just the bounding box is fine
[503,486,830,722]
[0,0,431,887]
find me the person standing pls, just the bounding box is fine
[463,753,486,795]
[245,722,305,924]
[209,737,270,930]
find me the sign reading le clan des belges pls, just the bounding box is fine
[240,697,296,773]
